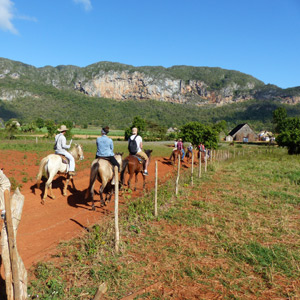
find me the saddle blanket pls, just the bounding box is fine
[132,155,143,164]
[57,154,69,165]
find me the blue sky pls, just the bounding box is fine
[0,0,299,89]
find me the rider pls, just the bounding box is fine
[96,126,120,179]
[54,125,76,176]
[187,142,193,157]
[128,127,149,176]
[177,138,185,162]
[173,139,178,151]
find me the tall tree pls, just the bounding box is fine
[273,107,287,133]
[180,121,219,149]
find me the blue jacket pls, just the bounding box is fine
[96,135,114,157]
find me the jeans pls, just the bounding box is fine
[96,155,120,172]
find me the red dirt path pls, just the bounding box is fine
[0,150,182,269]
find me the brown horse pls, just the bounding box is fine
[169,148,185,164]
[120,150,152,191]
[85,153,123,210]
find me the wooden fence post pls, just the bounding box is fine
[191,152,194,186]
[154,161,158,217]
[175,155,180,196]
[198,153,202,178]
[114,167,119,253]
[2,188,27,300]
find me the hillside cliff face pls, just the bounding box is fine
[73,70,256,105]
[0,58,299,105]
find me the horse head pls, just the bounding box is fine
[145,149,153,158]
[115,152,123,168]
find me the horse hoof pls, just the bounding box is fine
[41,200,45,205]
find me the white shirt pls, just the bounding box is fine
[129,134,142,153]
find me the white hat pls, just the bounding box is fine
[57,125,69,132]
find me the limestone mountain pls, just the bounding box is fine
[1,57,299,105]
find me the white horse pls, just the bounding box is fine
[36,144,84,204]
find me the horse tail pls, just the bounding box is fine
[36,157,48,188]
[85,161,99,199]
[120,159,129,184]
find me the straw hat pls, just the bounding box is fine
[57,125,68,132]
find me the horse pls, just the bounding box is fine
[85,153,123,210]
[120,149,152,191]
[36,144,84,204]
[169,148,185,164]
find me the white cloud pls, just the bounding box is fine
[0,0,18,34]
[73,0,92,11]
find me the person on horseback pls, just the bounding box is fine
[177,138,185,162]
[187,142,193,155]
[198,142,206,153]
[173,139,178,151]
[128,127,149,176]
[96,126,120,183]
[54,125,76,176]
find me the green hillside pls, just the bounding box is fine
[1,57,300,131]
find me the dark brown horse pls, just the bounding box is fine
[169,148,185,164]
[120,150,152,191]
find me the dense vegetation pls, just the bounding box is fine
[273,107,300,154]
[2,89,300,132]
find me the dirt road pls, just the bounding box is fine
[0,150,178,268]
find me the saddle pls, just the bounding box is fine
[131,154,143,164]
[57,154,69,165]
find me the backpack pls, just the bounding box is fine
[128,135,138,155]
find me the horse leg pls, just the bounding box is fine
[134,172,138,191]
[127,172,134,190]
[99,180,108,206]
[63,175,71,196]
[42,184,48,204]
[49,183,55,200]
[42,173,56,203]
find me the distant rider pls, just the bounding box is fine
[54,125,76,176]
[177,138,185,162]
[128,127,149,176]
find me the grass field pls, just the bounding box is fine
[25,144,300,299]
